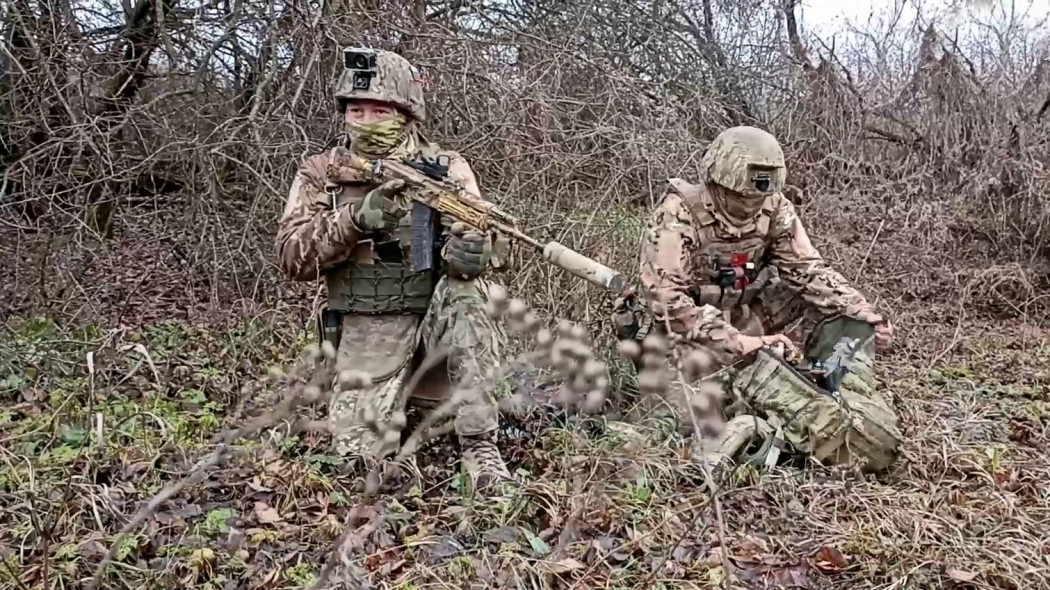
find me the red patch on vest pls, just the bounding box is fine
[731,253,751,289]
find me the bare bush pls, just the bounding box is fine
[1,0,1048,332]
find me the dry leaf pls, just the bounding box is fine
[484,527,519,544]
[246,477,272,492]
[540,558,584,574]
[190,547,215,566]
[253,502,283,524]
[946,567,978,583]
[708,566,728,587]
[814,546,848,571]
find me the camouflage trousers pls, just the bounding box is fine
[328,275,507,458]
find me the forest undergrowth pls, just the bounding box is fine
[3,0,1050,587]
[1,203,1049,589]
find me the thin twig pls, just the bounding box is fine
[855,218,886,282]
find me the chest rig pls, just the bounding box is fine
[322,151,442,315]
[668,178,779,313]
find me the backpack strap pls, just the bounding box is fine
[668,178,716,227]
[756,195,777,236]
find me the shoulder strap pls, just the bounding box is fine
[668,178,716,227]
[755,193,781,238]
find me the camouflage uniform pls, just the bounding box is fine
[636,126,901,472]
[275,48,510,483]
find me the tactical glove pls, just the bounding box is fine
[611,292,645,342]
[446,222,491,280]
[853,308,894,348]
[353,179,407,232]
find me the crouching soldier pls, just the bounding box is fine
[618,126,902,473]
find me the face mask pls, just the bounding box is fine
[711,184,765,226]
[348,113,408,157]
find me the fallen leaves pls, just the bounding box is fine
[189,547,215,566]
[538,557,585,574]
[523,528,551,556]
[253,502,283,525]
[484,526,519,544]
[813,545,849,572]
[719,536,823,589]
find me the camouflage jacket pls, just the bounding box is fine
[640,178,877,358]
[275,136,491,282]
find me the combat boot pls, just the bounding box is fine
[458,432,512,488]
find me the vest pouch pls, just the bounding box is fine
[326,261,435,315]
[693,284,724,307]
[740,266,778,305]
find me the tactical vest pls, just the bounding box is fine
[323,161,439,315]
[668,178,779,315]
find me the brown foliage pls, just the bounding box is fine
[1,0,1049,332]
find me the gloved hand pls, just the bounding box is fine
[735,333,797,356]
[353,179,407,232]
[611,291,644,342]
[856,309,894,348]
[446,222,491,280]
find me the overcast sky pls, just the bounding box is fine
[799,0,1050,33]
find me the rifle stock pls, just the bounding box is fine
[343,152,627,292]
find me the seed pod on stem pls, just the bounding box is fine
[486,285,509,319]
[521,312,540,333]
[618,339,641,360]
[557,320,576,339]
[338,370,372,390]
[536,328,554,348]
[303,384,323,403]
[638,368,669,395]
[507,299,528,322]
[582,359,606,381]
[682,349,714,382]
[582,389,606,414]
[321,341,337,360]
[642,334,668,355]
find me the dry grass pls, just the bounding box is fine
[1,286,1048,590]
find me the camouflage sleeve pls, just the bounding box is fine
[274,153,364,281]
[640,190,738,340]
[768,196,876,319]
[445,155,513,271]
[448,155,481,198]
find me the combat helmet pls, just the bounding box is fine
[701,126,786,198]
[334,48,426,121]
